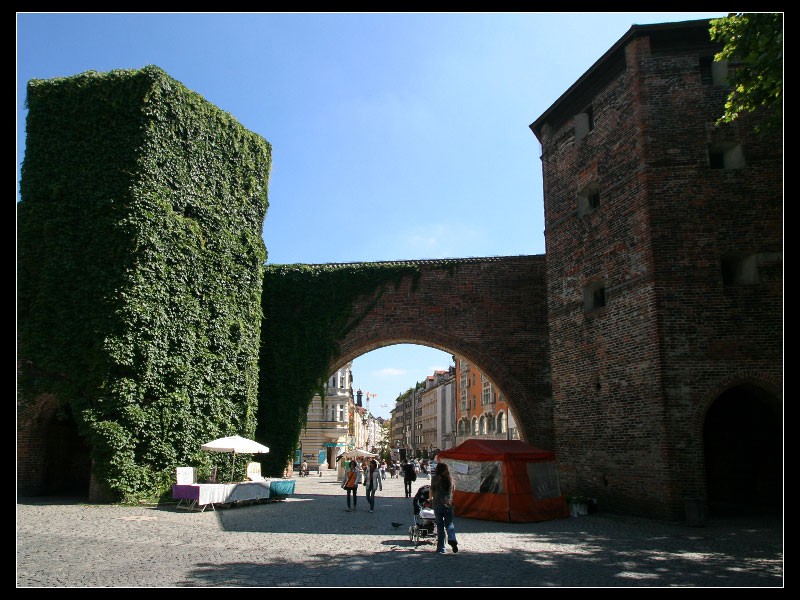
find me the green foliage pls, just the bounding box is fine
[710,13,783,131]
[377,421,392,460]
[258,263,419,475]
[18,66,271,501]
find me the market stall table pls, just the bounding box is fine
[172,481,271,512]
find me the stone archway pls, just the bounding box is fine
[703,383,782,516]
[258,256,552,477]
[17,393,92,498]
[328,256,554,450]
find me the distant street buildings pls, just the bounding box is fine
[295,362,387,472]
[390,355,518,460]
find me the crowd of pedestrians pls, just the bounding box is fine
[341,455,456,553]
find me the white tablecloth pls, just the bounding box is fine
[172,481,271,510]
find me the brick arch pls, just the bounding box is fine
[692,371,783,428]
[334,329,532,439]
[17,392,93,498]
[17,393,60,496]
[681,371,783,504]
[326,255,554,449]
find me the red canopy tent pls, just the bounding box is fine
[437,439,569,523]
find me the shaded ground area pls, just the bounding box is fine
[17,471,783,587]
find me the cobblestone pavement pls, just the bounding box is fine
[17,469,783,588]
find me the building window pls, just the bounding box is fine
[575,105,594,140]
[708,142,745,170]
[487,414,495,433]
[699,56,729,86]
[497,412,506,434]
[721,253,760,285]
[479,415,486,435]
[577,182,601,216]
[699,56,712,84]
[482,379,491,405]
[583,280,607,313]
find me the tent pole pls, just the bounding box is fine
[231,453,236,482]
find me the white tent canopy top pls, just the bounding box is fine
[201,435,269,454]
[338,448,378,459]
[201,435,269,482]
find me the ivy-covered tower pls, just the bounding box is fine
[17,66,271,501]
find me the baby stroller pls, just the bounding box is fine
[408,484,437,546]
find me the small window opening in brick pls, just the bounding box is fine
[699,56,713,84]
[708,142,745,170]
[574,105,594,140]
[583,281,606,313]
[700,57,730,86]
[712,60,729,86]
[721,253,759,285]
[577,182,601,216]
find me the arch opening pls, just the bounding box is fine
[335,342,522,456]
[703,384,782,517]
[43,407,92,498]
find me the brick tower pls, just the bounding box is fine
[530,19,782,519]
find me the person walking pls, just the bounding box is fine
[402,459,416,498]
[364,459,383,512]
[430,462,458,555]
[341,459,362,512]
[379,460,387,480]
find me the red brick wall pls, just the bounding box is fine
[534,25,782,518]
[17,23,781,519]
[334,256,554,450]
[641,34,783,516]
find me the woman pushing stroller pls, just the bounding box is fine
[412,484,435,536]
[430,462,458,554]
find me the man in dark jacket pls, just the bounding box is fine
[402,459,416,498]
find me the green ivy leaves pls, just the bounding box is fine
[19,66,270,502]
[258,263,419,476]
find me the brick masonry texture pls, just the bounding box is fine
[531,22,782,519]
[333,256,554,450]
[18,21,782,521]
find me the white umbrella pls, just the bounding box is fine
[201,435,269,482]
[341,448,378,459]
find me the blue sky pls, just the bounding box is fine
[16,12,727,419]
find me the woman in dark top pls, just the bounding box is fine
[429,462,458,554]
